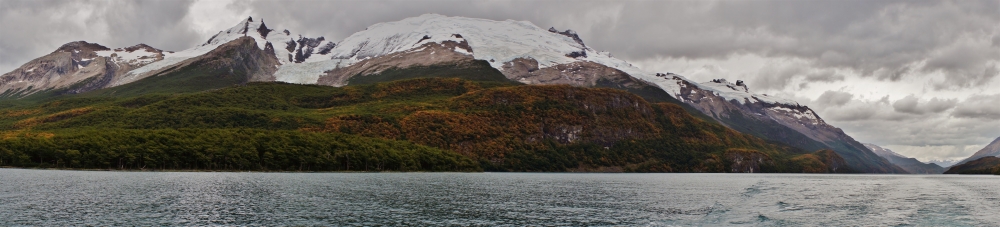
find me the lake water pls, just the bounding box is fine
[0,169,997,226]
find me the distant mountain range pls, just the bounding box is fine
[926,159,962,168]
[863,143,944,174]
[1,14,905,173]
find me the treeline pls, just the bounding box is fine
[0,128,479,172]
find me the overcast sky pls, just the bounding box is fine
[1,0,998,162]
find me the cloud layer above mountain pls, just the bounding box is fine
[1,0,997,160]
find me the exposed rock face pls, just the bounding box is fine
[548,27,586,47]
[256,19,272,39]
[725,149,774,173]
[144,36,280,83]
[293,36,325,63]
[1,41,110,97]
[317,40,476,86]
[64,57,116,94]
[501,58,650,90]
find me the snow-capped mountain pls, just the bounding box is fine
[0,41,170,97]
[660,76,903,173]
[952,136,1000,167]
[296,14,660,88]
[0,14,903,173]
[863,143,908,160]
[863,143,944,174]
[926,159,961,168]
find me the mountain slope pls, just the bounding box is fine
[658,77,905,173]
[0,42,171,98]
[944,156,1000,174]
[86,36,279,97]
[0,78,850,173]
[863,143,944,174]
[1,14,901,173]
[953,136,1000,167]
[926,159,961,168]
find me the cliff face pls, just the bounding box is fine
[725,149,774,173]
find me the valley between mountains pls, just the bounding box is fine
[1,15,994,174]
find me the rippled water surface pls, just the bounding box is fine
[0,169,997,226]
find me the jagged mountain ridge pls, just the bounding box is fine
[0,17,330,98]
[0,14,903,173]
[863,143,944,174]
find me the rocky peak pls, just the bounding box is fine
[120,44,162,53]
[55,41,110,54]
[709,78,750,93]
[257,19,272,39]
[547,27,586,47]
[293,36,325,63]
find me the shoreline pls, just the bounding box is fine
[5,166,996,175]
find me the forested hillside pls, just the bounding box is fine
[0,78,851,172]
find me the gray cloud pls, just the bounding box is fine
[804,70,845,83]
[99,1,200,50]
[751,62,804,90]
[0,0,198,73]
[823,103,878,122]
[816,90,853,107]
[953,94,1000,119]
[924,98,959,113]
[893,95,957,114]
[893,95,921,114]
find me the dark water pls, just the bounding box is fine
[0,169,997,226]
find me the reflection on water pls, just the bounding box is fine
[0,169,997,226]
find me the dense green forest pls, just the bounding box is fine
[0,77,850,172]
[0,128,478,171]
